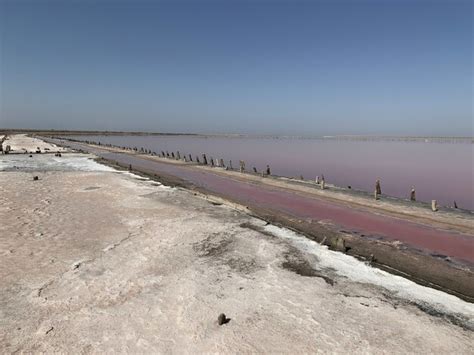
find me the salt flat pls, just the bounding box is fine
[2,134,68,153]
[0,136,473,353]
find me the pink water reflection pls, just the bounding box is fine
[73,135,474,210]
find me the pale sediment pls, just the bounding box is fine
[1,135,473,353]
[1,134,68,154]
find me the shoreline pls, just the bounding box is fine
[41,136,474,302]
[48,134,474,211]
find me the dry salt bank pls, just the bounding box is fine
[0,135,473,353]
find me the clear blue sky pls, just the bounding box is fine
[1,0,472,135]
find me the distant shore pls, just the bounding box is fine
[0,129,472,143]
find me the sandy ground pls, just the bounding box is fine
[1,138,473,353]
[2,134,68,153]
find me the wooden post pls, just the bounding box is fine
[375,179,382,195]
[239,160,245,173]
[253,167,258,173]
[210,157,214,167]
[202,154,208,165]
[266,165,271,176]
[321,179,325,190]
[189,154,193,162]
[410,187,416,201]
[219,158,225,168]
[176,151,181,160]
[171,152,175,159]
[229,160,233,170]
[431,200,438,212]
[196,156,200,163]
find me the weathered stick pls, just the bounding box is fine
[375,179,382,195]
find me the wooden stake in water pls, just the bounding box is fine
[239,160,245,173]
[410,187,416,202]
[431,200,438,212]
[202,154,208,165]
[375,179,382,195]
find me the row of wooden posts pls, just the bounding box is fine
[374,178,441,212]
[62,138,446,211]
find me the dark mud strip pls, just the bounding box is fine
[45,139,474,302]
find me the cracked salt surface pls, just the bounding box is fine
[264,224,474,325]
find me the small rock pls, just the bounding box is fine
[33,176,39,181]
[217,313,228,325]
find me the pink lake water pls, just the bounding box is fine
[66,135,474,210]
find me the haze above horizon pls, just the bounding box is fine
[1,0,472,136]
